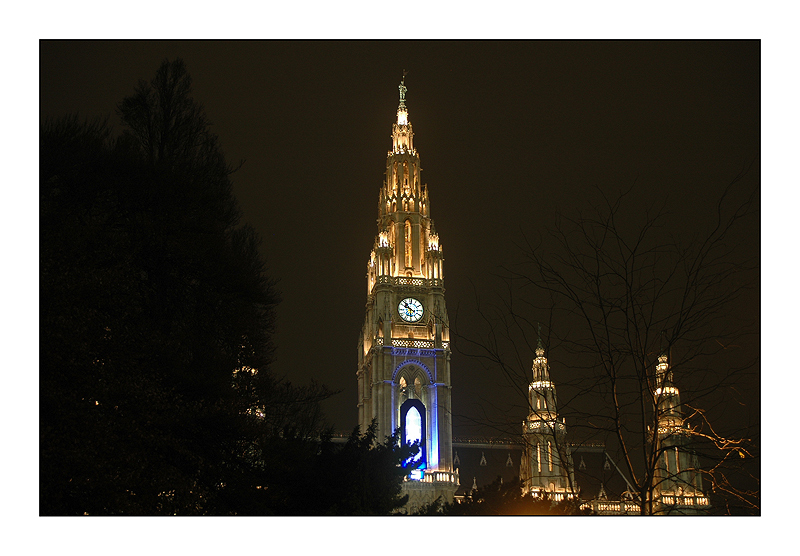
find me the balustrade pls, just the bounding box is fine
[404,470,459,484]
[373,276,443,289]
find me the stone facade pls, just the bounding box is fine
[357,77,457,511]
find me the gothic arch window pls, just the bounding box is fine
[404,219,412,268]
[399,376,408,401]
[400,398,427,471]
[536,443,541,473]
[397,366,429,401]
[392,360,434,384]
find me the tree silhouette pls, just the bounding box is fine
[41,60,282,515]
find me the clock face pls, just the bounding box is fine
[398,298,424,322]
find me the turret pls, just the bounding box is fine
[651,351,709,514]
[520,331,576,500]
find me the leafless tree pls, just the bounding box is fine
[456,172,759,514]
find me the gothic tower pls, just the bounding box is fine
[520,335,577,501]
[357,77,457,510]
[652,352,709,514]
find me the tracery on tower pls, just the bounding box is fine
[357,76,456,511]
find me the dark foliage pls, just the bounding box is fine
[240,422,417,516]
[415,476,589,516]
[40,60,312,515]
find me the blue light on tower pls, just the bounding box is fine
[400,399,427,478]
[407,406,422,460]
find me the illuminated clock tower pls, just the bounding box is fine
[357,76,457,510]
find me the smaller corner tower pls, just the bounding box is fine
[651,351,709,514]
[520,333,577,501]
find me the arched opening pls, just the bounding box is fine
[400,398,427,473]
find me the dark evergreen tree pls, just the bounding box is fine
[40,60,283,514]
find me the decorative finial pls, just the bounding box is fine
[398,71,408,106]
[536,322,544,353]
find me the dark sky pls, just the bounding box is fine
[39,40,760,439]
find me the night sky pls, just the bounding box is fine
[39,41,761,442]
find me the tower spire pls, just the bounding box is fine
[536,322,544,355]
[520,329,576,500]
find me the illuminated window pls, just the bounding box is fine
[406,407,422,450]
[536,444,541,472]
[400,399,427,474]
[548,441,553,471]
[404,220,412,267]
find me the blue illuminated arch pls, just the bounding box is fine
[392,360,433,384]
[400,398,427,472]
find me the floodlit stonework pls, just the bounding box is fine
[357,77,457,511]
[356,79,709,515]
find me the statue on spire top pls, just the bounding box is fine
[399,71,408,105]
